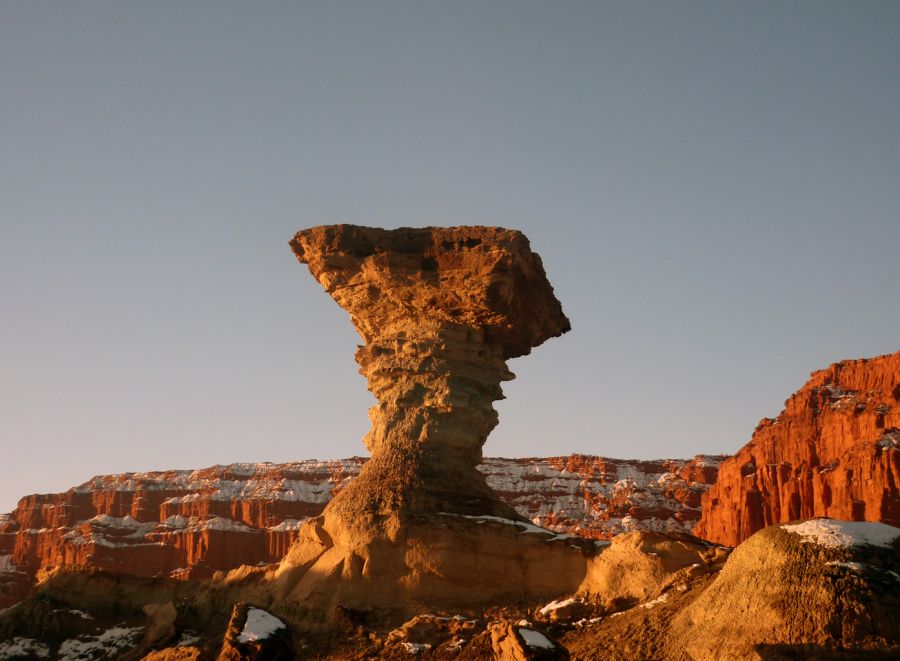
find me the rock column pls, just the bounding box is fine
[290,225,570,523]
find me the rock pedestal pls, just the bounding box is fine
[271,225,585,624]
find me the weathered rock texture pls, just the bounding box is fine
[696,351,900,547]
[561,519,900,660]
[577,531,728,612]
[667,520,900,660]
[280,224,581,620]
[0,455,719,611]
[290,224,571,520]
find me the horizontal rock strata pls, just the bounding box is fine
[0,455,720,610]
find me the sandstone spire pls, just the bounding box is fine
[290,224,570,521]
[271,225,584,622]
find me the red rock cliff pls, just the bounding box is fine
[0,454,718,609]
[696,352,900,546]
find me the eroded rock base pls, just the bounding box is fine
[2,522,898,659]
[266,513,592,630]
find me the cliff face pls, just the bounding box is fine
[0,455,719,609]
[696,352,900,547]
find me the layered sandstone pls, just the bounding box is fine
[278,224,581,619]
[0,455,719,610]
[289,224,571,521]
[3,519,897,659]
[696,352,900,546]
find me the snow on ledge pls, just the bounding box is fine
[0,637,50,659]
[436,512,574,541]
[237,607,286,643]
[538,597,577,616]
[518,628,555,649]
[781,519,900,549]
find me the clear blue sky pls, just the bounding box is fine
[2,1,898,512]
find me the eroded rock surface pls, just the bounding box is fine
[577,531,728,612]
[560,519,900,660]
[696,352,900,546]
[668,519,900,660]
[0,455,719,611]
[289,224,571,520]
[278,224,581,620]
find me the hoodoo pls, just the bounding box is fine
[273,225,585,623]
[289,224,570,521]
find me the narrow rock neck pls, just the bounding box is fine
[357,324,514,467]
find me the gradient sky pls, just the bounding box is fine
[1,1,898,512]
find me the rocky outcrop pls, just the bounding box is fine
[3,519,896,659]
[560,519,900,660]
[0,461,359,611]
[0,455,719,610]
[272,224,585,622]
[696,352,900,546]
[577,531,728,612]
[289,225,572,521]
[668,519,900,659]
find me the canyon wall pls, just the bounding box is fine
[0,454,719,608]
[696,352,900,546]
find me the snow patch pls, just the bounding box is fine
[825,561,866,572]
[438,513,571,540]
[177,630,202,647]
[51,609,93,620]
[0,637,50,659]
[518,629,555,650]
[781,519,900,549]
[57,625,144,660]
[0,555,21,575]
[401,642,432,654]
[268,518,308,531]
[538,597,577,616]
[237,608,285,643]
[639,592,670,609]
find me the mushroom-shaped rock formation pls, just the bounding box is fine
[270,225,585,626]
[289,224,570,520]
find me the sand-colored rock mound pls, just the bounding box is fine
[668,518,900,659]
[696,351,900,546]
[270,225,586,626]
[577,531,728,611]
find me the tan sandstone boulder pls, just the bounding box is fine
[577,531,728,612]
[668,518,900,660]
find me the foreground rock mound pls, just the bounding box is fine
[289,225,571,520]
[562,519,900,660]
[276,225,584,623]
[696,352,900,546]
[577,531,728,612]
[669,519,900,659]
